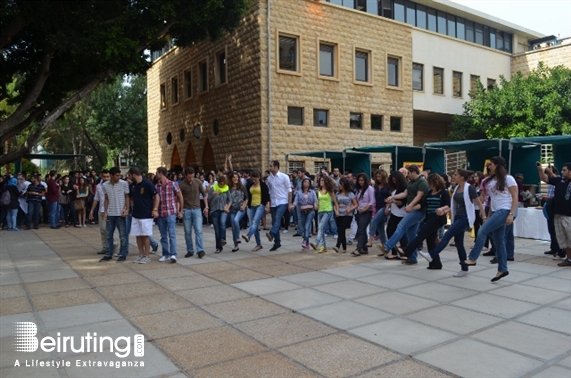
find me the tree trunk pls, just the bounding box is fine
[83,128,105,168]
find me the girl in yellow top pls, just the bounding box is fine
[208,175,230,253]
[311,175,339,253]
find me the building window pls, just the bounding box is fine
[387,56,400,87]
[427,8,437,32]
[314,162,328,174]
[313,109,328,127]
[278,34,299,72]
[160,83,166,109]
[470,75,480,92]
[447,14,456,38]
[288,161,304,174]
[184,71,192,99]
[381,0,392,18]
[416,4,427,29]
[319,42,336,78]
[456,17,465,40]
[475,23,484,45]
[466,20,475,42]
[393,0,405,22]
[171,77,178,104]
[198,60,208,93]
[288,106,304,125]
[350,112,362,129]
[216,50,227,85]
[390,117,402,132]
[437,11,446,35]
[354,49,370,83]
[405,1,415,26]
[371,114,383,131]
[412,63,423,91]
[433,67,444,95]
[452,71,462,97]
[487,78,496,90]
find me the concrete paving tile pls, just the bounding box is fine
[0,284,26,299]
[517,307,571,335]
[0,297,32,316]
[451,293,540,318]
[20,267,78,283]
[489,284,570,305]
[207,251,258,261]
[17,261,69,274]
[31,288,103,311]
[25,277,92,295]
[280,333,400,377]
[84,272,147,287]
[0,272,21,285]
[521,276,571,293]
[188,261,240,274]
[204,268,270,284]
[471,268,538,283]
[280,271,346,287]
[131,307,222,339]
[193,351,318,378]
[0,312,36,338]
[531,365,571,378]
[356,272,427,290]
[38,302,123,331]
[250,263,312,277]
[290,258,353,271]
[67,263,131,277]
[262,288,342,311]
[350,318,457,355]
[437,275,510,291]
[301,301,393,330]
[524,257,566,267]
[235,312,337,348]
[155,275,222,291]
[357,360,454,378]
[400,282,479,303]
[0,365,62,378]
[355,291,438,315]
[472,321,571,360]
[203,297,288,324]
[177,284,251,305]
[137,265,196,280]
[552,298,571,311]
[97,281,168,300]
[232,277,303,296]
[509,262,561,275]
[550,269,571,280]
[111,292,191,318]
[231,256,283,269]
[406,305,502,334]
[155,326,266,370]
[175,254,219,266]
[313,280,386,299]
[0,332,51,369]
[269,252,316,263]
[62,342,178,378]
[322,264,383,279]
[395,266,463,281]
[557,355,571,368]
[416,339,544,378]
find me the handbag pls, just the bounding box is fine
[58,193,69,205]
[74,198,85,211]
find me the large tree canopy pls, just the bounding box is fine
[448,62,571,141]
[0,0,250,165]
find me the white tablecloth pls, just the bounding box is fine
[513,207,550,241]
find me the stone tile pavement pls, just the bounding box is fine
[0,223,569,377]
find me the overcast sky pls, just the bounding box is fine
[450,0,571,38]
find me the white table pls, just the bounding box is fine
[513,207,550,241]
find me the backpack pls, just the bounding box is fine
[1,189,11,206]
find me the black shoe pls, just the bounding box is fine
[33,226,39,229]
[292,233,302,237]
[491,271,509,282]
[482,251,495,257]
[544,250,556,255]
[50,226,61,229]
[185,252,194,258]
[269,244,281,251]
[152,244,158,253]
[25,227,31,230]
[97,250,106,255]
[116,256,126,263]
[99,256,112,262]
[197,251,205,258]
[491,257,514,263]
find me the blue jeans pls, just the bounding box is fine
[157,214,177,257]
[270,204,288,246]
[429,214,469,269]
[49,201,59,228]
[468,209,510,272]
[106,216,128,257]
[150,236,158,250]
[298,209,315,245]
[126,214,132,236]
[7,208,18,229]
[26,201,41,228]
[183,208,204,253]
[296,205,303,235]
[385,209,425,263]
[229,210,245,247]
[247,205,265,246]
[211,210,228,250]
[370,209,388,244]
[315,211,334,248]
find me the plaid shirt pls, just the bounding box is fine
[155,179,180,217]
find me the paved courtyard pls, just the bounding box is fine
[0,223,569,377]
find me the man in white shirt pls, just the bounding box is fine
[265,160,293,251]
[99,167,130,263]
[89,170,118,255]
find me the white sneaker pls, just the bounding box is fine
[282,229,288,234]
[133,255,143,263]
[138,256,151,264]
[419,251,433,263]
[170,256,177,263]
[553,255,564,260]
[159,256,170,262]
[453,270,469,278]
[333,235,338,239]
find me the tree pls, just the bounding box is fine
[448,62,571,141]
[0,0,250,165]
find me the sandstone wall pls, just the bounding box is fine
[511,43,571,75]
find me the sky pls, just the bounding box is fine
[450,0,571,38]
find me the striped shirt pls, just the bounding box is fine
[155,179,181,217]
[102,180,129,216]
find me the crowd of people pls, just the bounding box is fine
[1,157,569,280]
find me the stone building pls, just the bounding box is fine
[147,0,568,173]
